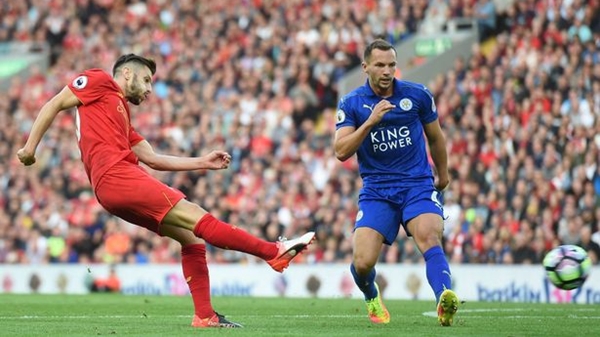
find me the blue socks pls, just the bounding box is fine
[350,263,377,300]
[351,246,451,303]
[423,246,452,303]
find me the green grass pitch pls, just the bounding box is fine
[0,294,598,336]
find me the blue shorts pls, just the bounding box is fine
[355,185,444,245]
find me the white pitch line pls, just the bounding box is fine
[432,315,600,319]
[422,308,600,319]
[422,308,527,317]
[0,314,365,320]
[0,315,180,320]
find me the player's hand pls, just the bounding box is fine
[17,148,36,166]
[203,150,232,170]
[368,100,396,125]
[435,175,450,191]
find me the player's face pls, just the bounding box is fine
[363,48,396,96]
[126,66,153,105]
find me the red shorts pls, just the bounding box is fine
[94,161,186,234]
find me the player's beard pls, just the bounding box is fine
[377,76,393,93]
[126,75,145,105]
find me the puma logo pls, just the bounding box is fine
[362,104,374,112]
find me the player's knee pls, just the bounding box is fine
[414,232,443,252]
[353,254,377,274]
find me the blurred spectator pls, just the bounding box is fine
[512,232,538,264]
[91,265,121,293]
[103,219,131,264]
[578,225,600,264]
[47,227,66,263]
[474,0,497,41]
[420,0,449,34]
[0,0,599,267]
[568,17,593,43]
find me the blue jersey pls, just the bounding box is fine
[336,79,438,187]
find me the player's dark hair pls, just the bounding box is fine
[112,54,156,76]
[364,39,396,62]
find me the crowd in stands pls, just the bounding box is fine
[1,0,599,268]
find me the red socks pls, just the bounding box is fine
[193,213,278,260]
[181,244,213,318]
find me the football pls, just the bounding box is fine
[543,245,592,290]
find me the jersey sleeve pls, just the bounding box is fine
[418,87,439,124]
[335,96,357,130]
[68,69,112,105]
[129,126,145,146]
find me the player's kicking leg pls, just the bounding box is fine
[165,201,316,271]
[437,289,459,326]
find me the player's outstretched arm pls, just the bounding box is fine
[17,86,81,166]
[423,119,449,190]
[132,140,231,171]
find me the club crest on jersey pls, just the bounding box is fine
[399,98,412,111]
[72,76,88,89]
[336,109,346,124]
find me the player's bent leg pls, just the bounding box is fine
[352,228,389,323]
[352,228,384,275]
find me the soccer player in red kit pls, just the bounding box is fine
[17,54,315,328]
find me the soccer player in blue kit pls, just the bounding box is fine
[334,39,459,326]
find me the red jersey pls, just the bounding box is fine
[68,69,144,189]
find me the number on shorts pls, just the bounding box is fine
[431,190,443,210]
